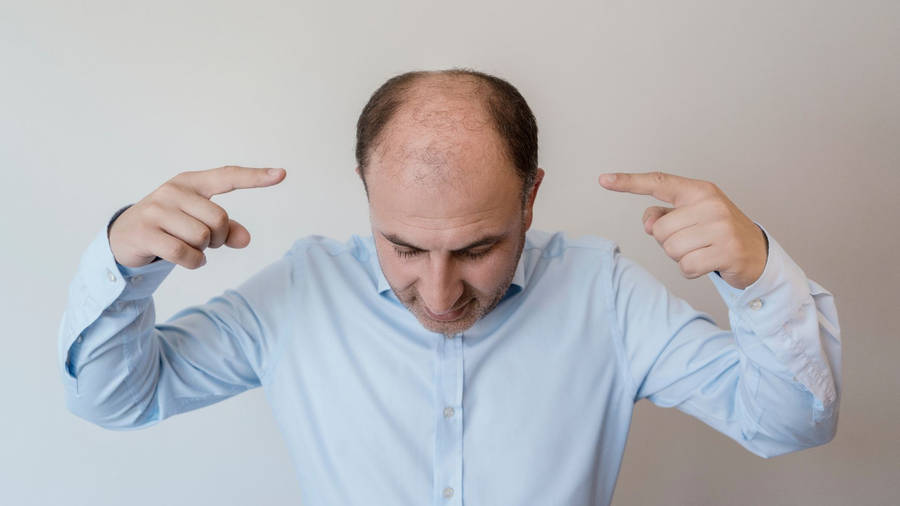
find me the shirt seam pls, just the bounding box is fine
[257,248,299,386]
[606,246,640,402]
[227,288,271,388]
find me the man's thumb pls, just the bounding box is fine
[642,206,672,234]
[224,219,251,248]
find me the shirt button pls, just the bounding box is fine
[106,268,117,283]
[132,275,142,283]
[748,298,763,310]
[443,487,454,498]
[444,406,455,418]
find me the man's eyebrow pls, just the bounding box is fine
[381,232,505,253]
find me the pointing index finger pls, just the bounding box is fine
[180,165,286,199]
[598,171,701,206]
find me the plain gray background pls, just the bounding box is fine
[2,0,897,504]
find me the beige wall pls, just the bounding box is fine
[1,0,897,504]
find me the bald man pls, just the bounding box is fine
[59,68,841,506]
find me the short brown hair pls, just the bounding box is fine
[355,68,539,204]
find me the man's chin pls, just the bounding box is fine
[413,307,478,335]
[419,317,477,336]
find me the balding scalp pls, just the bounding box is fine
[355,68,538,204]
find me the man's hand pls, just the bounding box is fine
[598,171,768,290]
[108,165,287,270]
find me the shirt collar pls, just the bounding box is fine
[366,236,527,296]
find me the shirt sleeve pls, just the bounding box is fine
[58,206,294,430]
[610,222,842,458]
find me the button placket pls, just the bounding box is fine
[433,332,464,504]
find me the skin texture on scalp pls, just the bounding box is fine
[370,74,511,192]
[362,73,541,337]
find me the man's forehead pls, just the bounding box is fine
[366,145,521,238]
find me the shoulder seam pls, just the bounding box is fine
[605,246,640,402]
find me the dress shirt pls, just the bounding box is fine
[58,204,841,506]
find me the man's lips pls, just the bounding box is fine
[424,299,472,322]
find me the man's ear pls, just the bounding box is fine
[523,168,545,231]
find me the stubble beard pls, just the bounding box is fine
[394,221,527,337]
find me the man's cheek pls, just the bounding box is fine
[385,262,417,291]
[476,256,510,284]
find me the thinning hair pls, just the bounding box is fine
[355,68,539,205]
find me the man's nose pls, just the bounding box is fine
[420,256,464,314]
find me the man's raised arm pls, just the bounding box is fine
[58,166,290,429]
[599,171,841,457]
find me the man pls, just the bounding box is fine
[59,68,841,505]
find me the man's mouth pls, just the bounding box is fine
[424,299,472,322]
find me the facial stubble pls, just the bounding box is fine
[390,219,527,338]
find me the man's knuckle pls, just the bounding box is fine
[143,200,165,217]
[696,180,715,192]
[703,198,728,218]
[165,240,187,258]
[662,239,677,257]
[189,255,206,270]
[172,170,195,183]
[679,259,698,278]
[155,182,181,200]
[212,209,229,229]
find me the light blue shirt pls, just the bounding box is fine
[59,205,841,506]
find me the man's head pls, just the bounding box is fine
[355,68,544,336]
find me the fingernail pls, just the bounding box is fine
[268,168,283,176]
[599,174,616,184]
